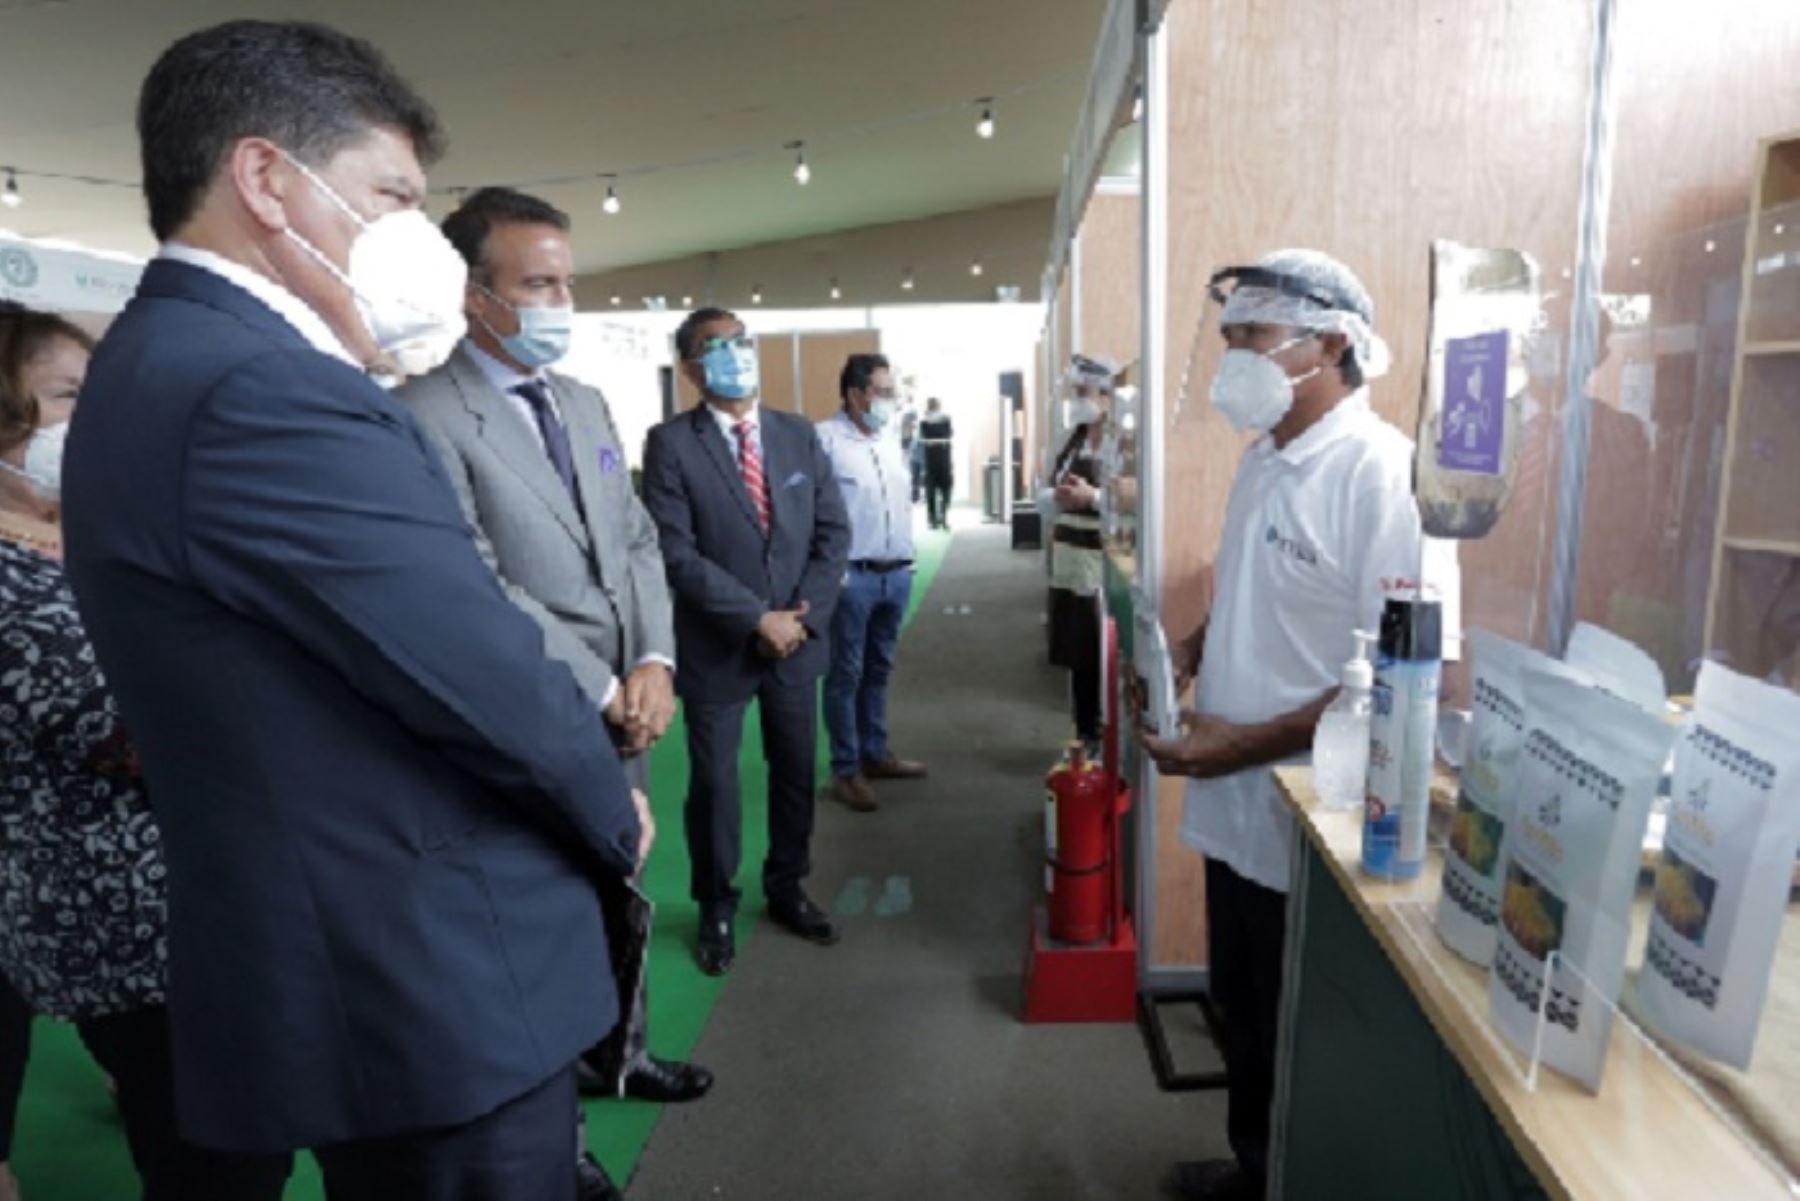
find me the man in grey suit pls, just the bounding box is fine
[396,189,710,1201]
[642,308,851,976]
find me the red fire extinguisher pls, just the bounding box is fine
[1044,742,1113,945]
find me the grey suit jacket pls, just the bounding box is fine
[397,347,675,710]
[641,404,850,704]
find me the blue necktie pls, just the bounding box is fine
[513,380,579,504]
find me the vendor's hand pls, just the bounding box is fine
[630,787,655,870]
[1055,477,1098,512]
[621,663,676,752]
[756,603,810,660]
[1140,711,1248,779]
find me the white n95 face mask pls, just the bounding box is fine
[0,421,70,501]
[1208,337,1320,433]
[280,152,468,377]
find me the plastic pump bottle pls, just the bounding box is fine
[1315,630,1377,811]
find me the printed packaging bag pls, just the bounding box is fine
[1565,622,1666,716]
[1636,662,1800,1069]
[1436,631,1574,965]
[1488,668,1675,1092]
[1414,241,1543,540]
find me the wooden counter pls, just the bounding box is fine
[1270,766,1793,1201]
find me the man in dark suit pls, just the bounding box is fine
[398,187,711,1197]
[642,308,851,975]
[60,22,646,1200]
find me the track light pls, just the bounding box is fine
[610,295,622,307]
[975,99,995,140]
[901,269,915,291]
[751,286,764,304]
[682,294,694,307]
[969,259,984,277]
[1,170,20,209]
[829,278,842,301]
[789,142,810,186]
[602,179,621,215]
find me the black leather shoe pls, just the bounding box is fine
[577,1150,624,1201]
[1162,1159,1260,1201]
[768,890,840,945]
[697,910,735,976]
[622,1055,714,1104]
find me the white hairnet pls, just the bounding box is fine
[1218,248,1391,380]
[1069,353,1118,391]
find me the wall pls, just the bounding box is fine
[1075,185,1142,371]
[575,197,1055,313]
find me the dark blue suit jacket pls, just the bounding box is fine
[641,405,849,703]
[60,260,640,1153]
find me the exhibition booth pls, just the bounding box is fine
[1034,0,1800,1195]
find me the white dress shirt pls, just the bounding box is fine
[706,400,764,466]
[817,410,914,563]
[1183,392,1462,893]
[159,242,360,368]
[461,341,565,449]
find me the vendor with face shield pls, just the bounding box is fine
[1142,250,1458,1201]
[1047,354,1117,755]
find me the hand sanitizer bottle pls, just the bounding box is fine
[1315,630,1377,811]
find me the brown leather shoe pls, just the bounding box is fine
[828,773,878,811]
[862,754,928,780]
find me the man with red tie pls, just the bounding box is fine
[641,309,851,975]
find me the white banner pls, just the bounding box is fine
[0,235,143,314]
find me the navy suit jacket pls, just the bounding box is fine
[60,260,640,1153]
[641,405,850,703]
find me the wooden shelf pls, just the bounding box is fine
[1742,339,1800,357]
[1723,536,1800,556]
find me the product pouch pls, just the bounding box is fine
[1565,621,1666,715]
[1415,241,1543,539]
[1636,662,1800,1069]
[1488,668,1675,1091]
[1437,631,1575,965]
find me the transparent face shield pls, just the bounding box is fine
[1173,264,1379,427]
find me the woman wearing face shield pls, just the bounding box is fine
[0,306,288,1201]
[1047,355,1118,755]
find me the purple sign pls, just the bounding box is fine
[1439,330,1508,476]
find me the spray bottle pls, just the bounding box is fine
[1314,630,1377,811]
[1362,597,1443,880]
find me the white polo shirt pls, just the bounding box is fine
[1182,392,1461,893]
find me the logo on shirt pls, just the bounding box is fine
[0,248,38,290]
[1264,524,1318,567]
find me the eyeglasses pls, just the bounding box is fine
[694,333,756,360]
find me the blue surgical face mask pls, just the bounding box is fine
[477,286,574,369]
[700,337,760,401]
[865,399,897,432]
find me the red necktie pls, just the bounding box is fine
[735,420,771,533]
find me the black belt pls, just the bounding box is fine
[850,559,913,574]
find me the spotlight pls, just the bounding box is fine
[829,278,842,301]
[1,170,20,209]
[603,181,621,215]
[975,99,995,140]
[789,142,811,186]
[970,259,984,277]
[752,286,764,304]
[901,269,915,292]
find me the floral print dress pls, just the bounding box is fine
[0,538,167,1020]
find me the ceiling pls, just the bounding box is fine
[0,0,1101,273]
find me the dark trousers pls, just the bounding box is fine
[1205,857,1288,1188]
[316,1067,577,1201]
[1071,658,1102,743]
[75,1005,292,1200]
[925,472,953,528]
[683,678,818,909]
[584,753,650,1089]
[0,974,29,1161]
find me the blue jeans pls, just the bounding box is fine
[825,567,912,777]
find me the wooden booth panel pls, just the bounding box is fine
[799,331,881,423]
[1077,189,1143,371]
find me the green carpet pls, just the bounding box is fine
[9,528,953,1199]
